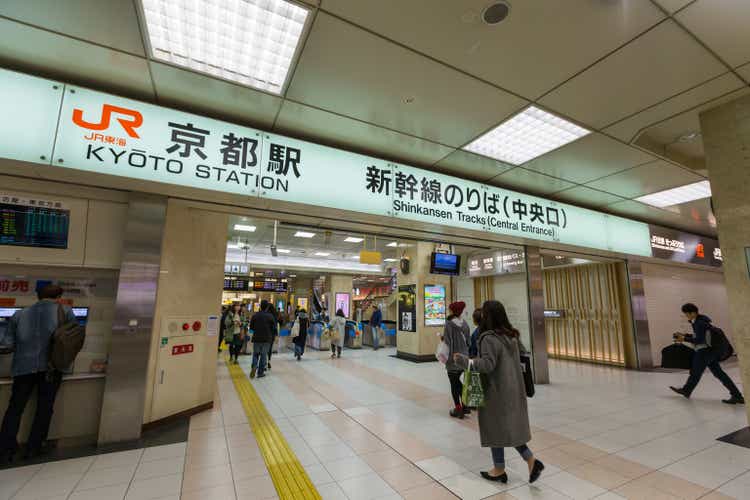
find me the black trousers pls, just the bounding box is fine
[0,371,62,455]
[448,370,463,407]
[683,348,742,398]
[229,343,242,359]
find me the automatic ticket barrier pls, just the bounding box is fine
[151,315,217,421]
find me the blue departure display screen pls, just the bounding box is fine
[0,203,70,249]
[430,253,461,275]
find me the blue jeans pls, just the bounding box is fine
[372,327,381,350]
[252,343,270,375]
[294,343,305,357]
[491,445,533,467]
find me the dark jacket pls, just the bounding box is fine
[293,313,309,346]
[443,317,470,372]
[249,311,276,344]
[469,327,479,358]
[370,308,382,328]
[688,314,712,350]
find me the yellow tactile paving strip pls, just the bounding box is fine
[226,358,322,500]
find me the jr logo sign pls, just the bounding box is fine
[72,104,143,138]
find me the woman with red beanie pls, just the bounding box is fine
[443,301,471,418]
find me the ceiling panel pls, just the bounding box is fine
[737,63,750,82]
[603,73,747,142]
[433,149,513,183]
[551,186,626,209]
[663,198,716,231]
[651,0,694,14]
[606,199,715,235]
[677,0,750,68]
[523,133,656,184]
[319,0,663,100]
[150,62,282,129]
[539,20,727,129]
[0,18,154,100]
[490,168,575,196]
[286,12,528,148]
[586,159,704,199]
[0,0,146,56]
[273,100,454,167]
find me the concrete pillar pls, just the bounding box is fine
[396,241,452,362]
[700,94,750,422]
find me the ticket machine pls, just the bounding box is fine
[151,315,218,421]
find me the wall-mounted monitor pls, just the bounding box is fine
[430,252,460,276]
[72,307,89,326]
[0,202,70,249]
[424,285,446,326]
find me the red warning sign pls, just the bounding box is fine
[172,344,194,355]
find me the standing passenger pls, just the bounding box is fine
[330,309,347,359]
[370,304,383,351]
[469,308,481,358]
[453,300,544,484]
[249,300,275,379]
[293,309,309,361]
[443,301,470,419]
[0,285,76,462]
[224,303,244,364]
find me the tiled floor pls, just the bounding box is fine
[1,348,747,499]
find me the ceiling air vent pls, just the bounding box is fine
[482,1,511,25]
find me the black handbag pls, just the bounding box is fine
[520,353,535,398]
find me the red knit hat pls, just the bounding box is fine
[449,301,466,316]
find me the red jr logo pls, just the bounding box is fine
[72,104,143,138]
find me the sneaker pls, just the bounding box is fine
[670,386,689,399]
[449,408,464,419]
[250,367,256,379]
[722,395,745,405]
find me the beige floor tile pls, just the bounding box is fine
[360,449,409,472]
[235,474,278,499]
[231,457,268,481]
[631,471,710,500]
[553,441,608,461]
[124,473,183,500]
[76,464,137,491]
[380,462,435,492]
[181,483,237,500]
[134,456,184,481]
[229,443,263,462]
[181,463,234,493]
[535,446,589,471]
[700,492,735,500]
[401,481,459,500]
[567,461,632,490]
[596,454,653,480]
[185,448,230,470]
[69,483,128,500]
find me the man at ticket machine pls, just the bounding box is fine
[0,285,76,462]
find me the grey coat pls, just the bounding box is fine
[456,330,531,448]
[443,317,470,372]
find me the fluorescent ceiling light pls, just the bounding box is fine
[290,274,296,277]
[294,231,315,238]
[314,252,330,257]
[233,224,256,232]
[387,242,398,247]
[463,106,590,165]
[635,180,711,208]
[227,244,240,249]
[384,258,398,262]
[351,255,360,259]
[344,237,364,243]
[276,248,291,254]
[140,0,309,94]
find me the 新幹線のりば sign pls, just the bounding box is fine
[0,67,652,257]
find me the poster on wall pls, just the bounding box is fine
[335,292,350,318]
[398,285,417,332]
[424,285,446,327]
[297,297,308,310]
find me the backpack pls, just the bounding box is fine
[707,325,734,362]
[48,305,86,371]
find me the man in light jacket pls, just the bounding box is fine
[0,285,75,462]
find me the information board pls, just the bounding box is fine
[0,199,69,249]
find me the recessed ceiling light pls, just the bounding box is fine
[276,248,291,254]
[314,252,330,257]
[635,180,711,208]
[463,106,591,165]
[387,242,398,247]
[140,0,309,94]
[677,131,702,143]
[233,224,256,232]
[294,231,315,238]
[290,274,296,277]
[344,237,364,243]
[227,244,240,249]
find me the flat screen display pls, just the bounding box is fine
[253,278,288,292]
[0,203,70,249]
[334,293,350,319]
[0,307,22,319]
[430,252,460,275]
[424,285,446,326]
[224,277,249,291]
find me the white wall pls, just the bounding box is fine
[454,274,476,324]
[642,262,731,365]
[493,272,531,350]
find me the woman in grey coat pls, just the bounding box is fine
[454,300,544,484]
[443,301,471,419]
